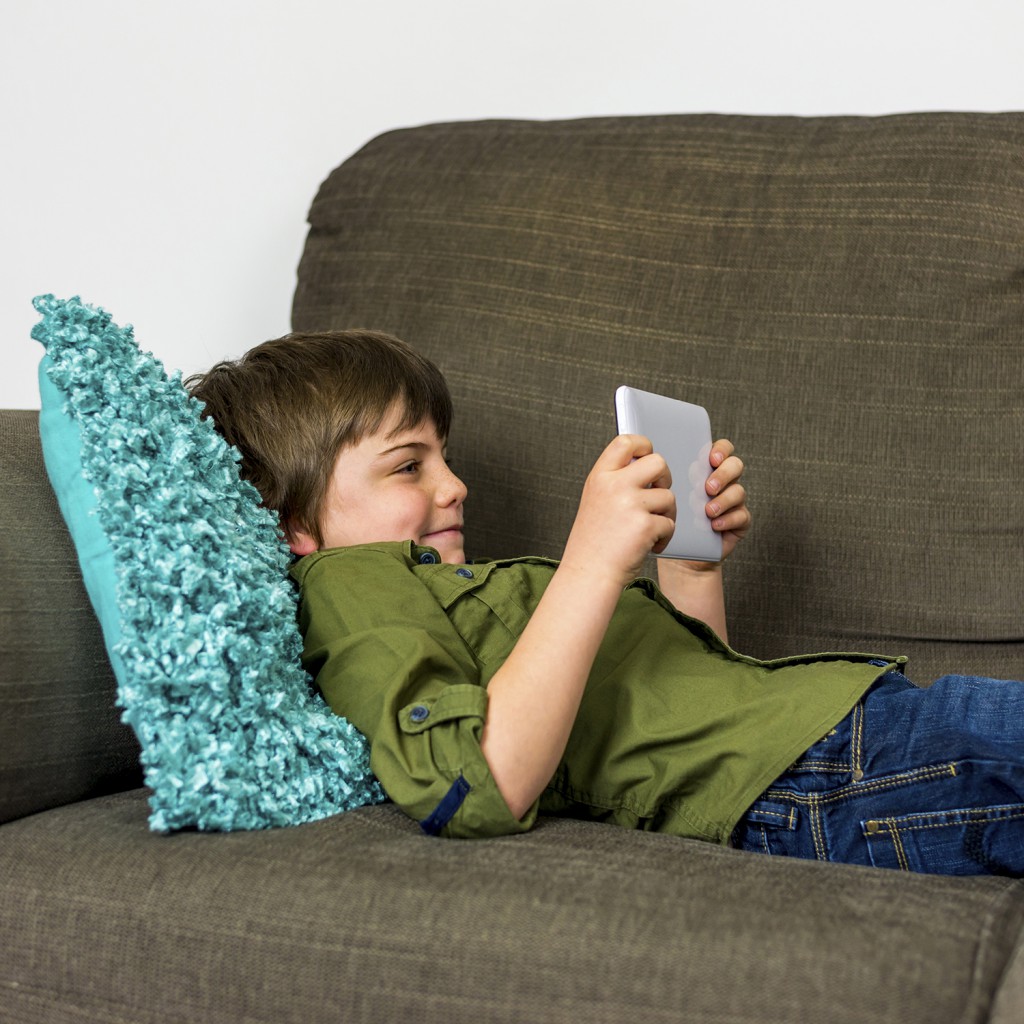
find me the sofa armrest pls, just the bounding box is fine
[0,409,140,824]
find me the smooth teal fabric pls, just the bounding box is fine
[37,361,128,686]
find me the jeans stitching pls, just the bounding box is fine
[868,810,1024,877]
[852,699,864,777]
[765,762,958,807]
[809,795,826,860]
[750,809,791,823]
[868,806,1024,834]
[793,759,850,773]
[888,819,909,870]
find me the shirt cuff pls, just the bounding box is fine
[379,684,539,838]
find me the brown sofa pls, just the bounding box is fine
[3,112,1023,1023]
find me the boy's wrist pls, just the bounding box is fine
[554,556,631,605]
[656,557,728,639]
[658,557,724,580]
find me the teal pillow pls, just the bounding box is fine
[33,295,384,831]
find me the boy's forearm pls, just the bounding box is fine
[480,563,623,820]
[480,433,678,820]
[656,560,728,642]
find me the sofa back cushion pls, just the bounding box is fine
[0,409,141,824]
[293,113,1024,683]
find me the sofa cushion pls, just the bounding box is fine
[2,790,1022,1023]
[0,408,141,825]
[294,113,1024,684]
[32,295,382,831]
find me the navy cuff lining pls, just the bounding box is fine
[420,775,471,836]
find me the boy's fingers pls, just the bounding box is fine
[706,454,744,496]
[711,505,752,534]
[602,433,653,468]
[638,453,672,491]
[706,482,747,517]
[643,481,676,517]
[709,438,735,467]
[602,435,673,490]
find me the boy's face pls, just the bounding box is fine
[287,403,467,563]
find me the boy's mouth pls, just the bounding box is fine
[422,524,463,540]
[421,524,464,550]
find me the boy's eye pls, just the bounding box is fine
[396,461,420,474]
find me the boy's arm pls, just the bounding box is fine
[656,440,750,642]
[295,545,535,838]
[656,561,729,641]
[480,434,676,821]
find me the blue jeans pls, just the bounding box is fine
[732,670,1024,875]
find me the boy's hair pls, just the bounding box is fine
[185,330,453,546]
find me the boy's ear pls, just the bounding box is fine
[283,519,319,557]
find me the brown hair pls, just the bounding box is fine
[185,330,453,546]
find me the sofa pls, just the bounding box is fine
[3,112,1023,1023]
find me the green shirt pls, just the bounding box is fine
[291,541,900,843]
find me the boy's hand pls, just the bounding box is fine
[658,439,749,639]
[692,438,750,568]
[561,434,677,590]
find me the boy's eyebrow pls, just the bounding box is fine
[374,438,448,459]
[375,441,431,457]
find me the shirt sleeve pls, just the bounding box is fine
[293,545,538,838]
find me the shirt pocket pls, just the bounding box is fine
[398,685,489,775]
[445,570,541,670]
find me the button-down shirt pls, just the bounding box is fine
[291,541,899,842]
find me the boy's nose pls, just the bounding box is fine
[438,465,468,506]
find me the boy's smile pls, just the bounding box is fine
[286,404,467,563]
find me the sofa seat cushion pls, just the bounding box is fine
[2,789,1022,1023]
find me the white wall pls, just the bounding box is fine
[4,0,1023,408]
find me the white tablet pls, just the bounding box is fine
[614,386,722,562]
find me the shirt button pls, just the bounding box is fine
[409,704,430,723]
[455,567,474,579]
[418,551,438,564]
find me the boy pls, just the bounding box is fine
[189,330,1024,875]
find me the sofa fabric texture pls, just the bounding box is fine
[0,408,141,826]
[2,112,1023,1022]
[296,112,1024,683]
[4,792,1024,1024]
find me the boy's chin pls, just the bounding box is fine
[420,531,465,564]
[439,544,467,565]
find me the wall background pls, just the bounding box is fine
[4,0,1023,408]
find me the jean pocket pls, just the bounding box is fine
[734,800,800,856]
[862,803,1024,875]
